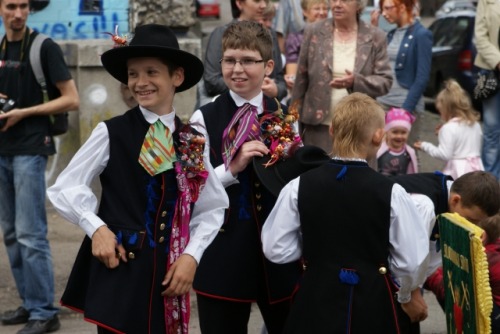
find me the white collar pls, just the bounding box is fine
[139,106,176,133]
[229,90,264,115]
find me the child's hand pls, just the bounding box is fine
[161,254,197,297]
[413,141,422,150]
[91,225,127,269]
[261,77,278,98]
[435,123,443,136]
[229,140,269,176]
[401,289,428,323]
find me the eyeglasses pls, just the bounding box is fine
[219,58,265,69]
[331,0,355,5]
[382,5,397,11]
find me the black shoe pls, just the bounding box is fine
[17,315,60,334]
[1,307,29,325]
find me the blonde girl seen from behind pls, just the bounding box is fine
[414,79,484,179]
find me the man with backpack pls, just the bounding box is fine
[0,0,79,333]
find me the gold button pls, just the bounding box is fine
[158,236,165,243]
[434,233,439,239]
[378,266,387,275]
[257,204,262,212]
[255,193,261,199]
[160,223,166,230]
[219,228,225,232]
[128,252,135,259]
[161,211,167,217]
[254,182,260,188]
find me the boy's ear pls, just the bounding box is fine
[265,59,274,77]
[372,128,385,147]
[448,193,461,212]
[172,67,185,88]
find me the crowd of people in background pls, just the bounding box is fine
[1,0,500,333]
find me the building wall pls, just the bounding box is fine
[0,0,129,40]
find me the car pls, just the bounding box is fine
[360,6,397,33]
[195,0,220,19]
[436,1,476,18]
[424,9,482,113]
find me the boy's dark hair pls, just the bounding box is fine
[477,214,500,244]
[222,21,273,61]
[451,171,500,216]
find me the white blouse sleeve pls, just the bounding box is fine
[46,122,110,238]
[261,177,302,263]
[389,184,430,303]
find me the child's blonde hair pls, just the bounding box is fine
[331,93,385,157]
[436,79,480,124]
[222,21,273,61]
[300,0,329,11]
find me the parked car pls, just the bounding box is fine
[435,0,477,18]
[195,0,220,19]
[424,9,482,112]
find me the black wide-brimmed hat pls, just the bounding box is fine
[101,24,204,93]
[253,145,331,197]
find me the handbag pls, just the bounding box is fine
[473,69,499,100]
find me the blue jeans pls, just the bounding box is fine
[0,155,58,320]
[482,90,500,179]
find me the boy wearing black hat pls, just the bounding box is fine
[189,20,302,334]
[47,24,228,333]
[262,93,430,333]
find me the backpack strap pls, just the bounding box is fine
[29,32,49,102]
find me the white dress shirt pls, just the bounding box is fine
[47,106,229,264]
[261,176,431,303]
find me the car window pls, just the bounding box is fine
[430,16,471,47]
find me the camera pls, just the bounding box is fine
[0,98,15,128]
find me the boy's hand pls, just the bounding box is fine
[261,77,278,98]
[401,289,428,323]
[161,254,197,297]
[229,140,269,176]
[413,141,422,150]
[91,225,127,269]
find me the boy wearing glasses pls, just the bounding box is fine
[190,20,302,334]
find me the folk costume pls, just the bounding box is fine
[47,24,228,334]
[190,90,303,333]
[262,159,429,333]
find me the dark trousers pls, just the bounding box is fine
[196,293,291,334]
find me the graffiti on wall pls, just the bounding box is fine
[0,0,128,40]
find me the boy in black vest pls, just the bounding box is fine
[262,92,430,333]
[190,20,302,333]
[47,24,228,333]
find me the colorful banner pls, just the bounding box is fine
[438,212,492,334]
